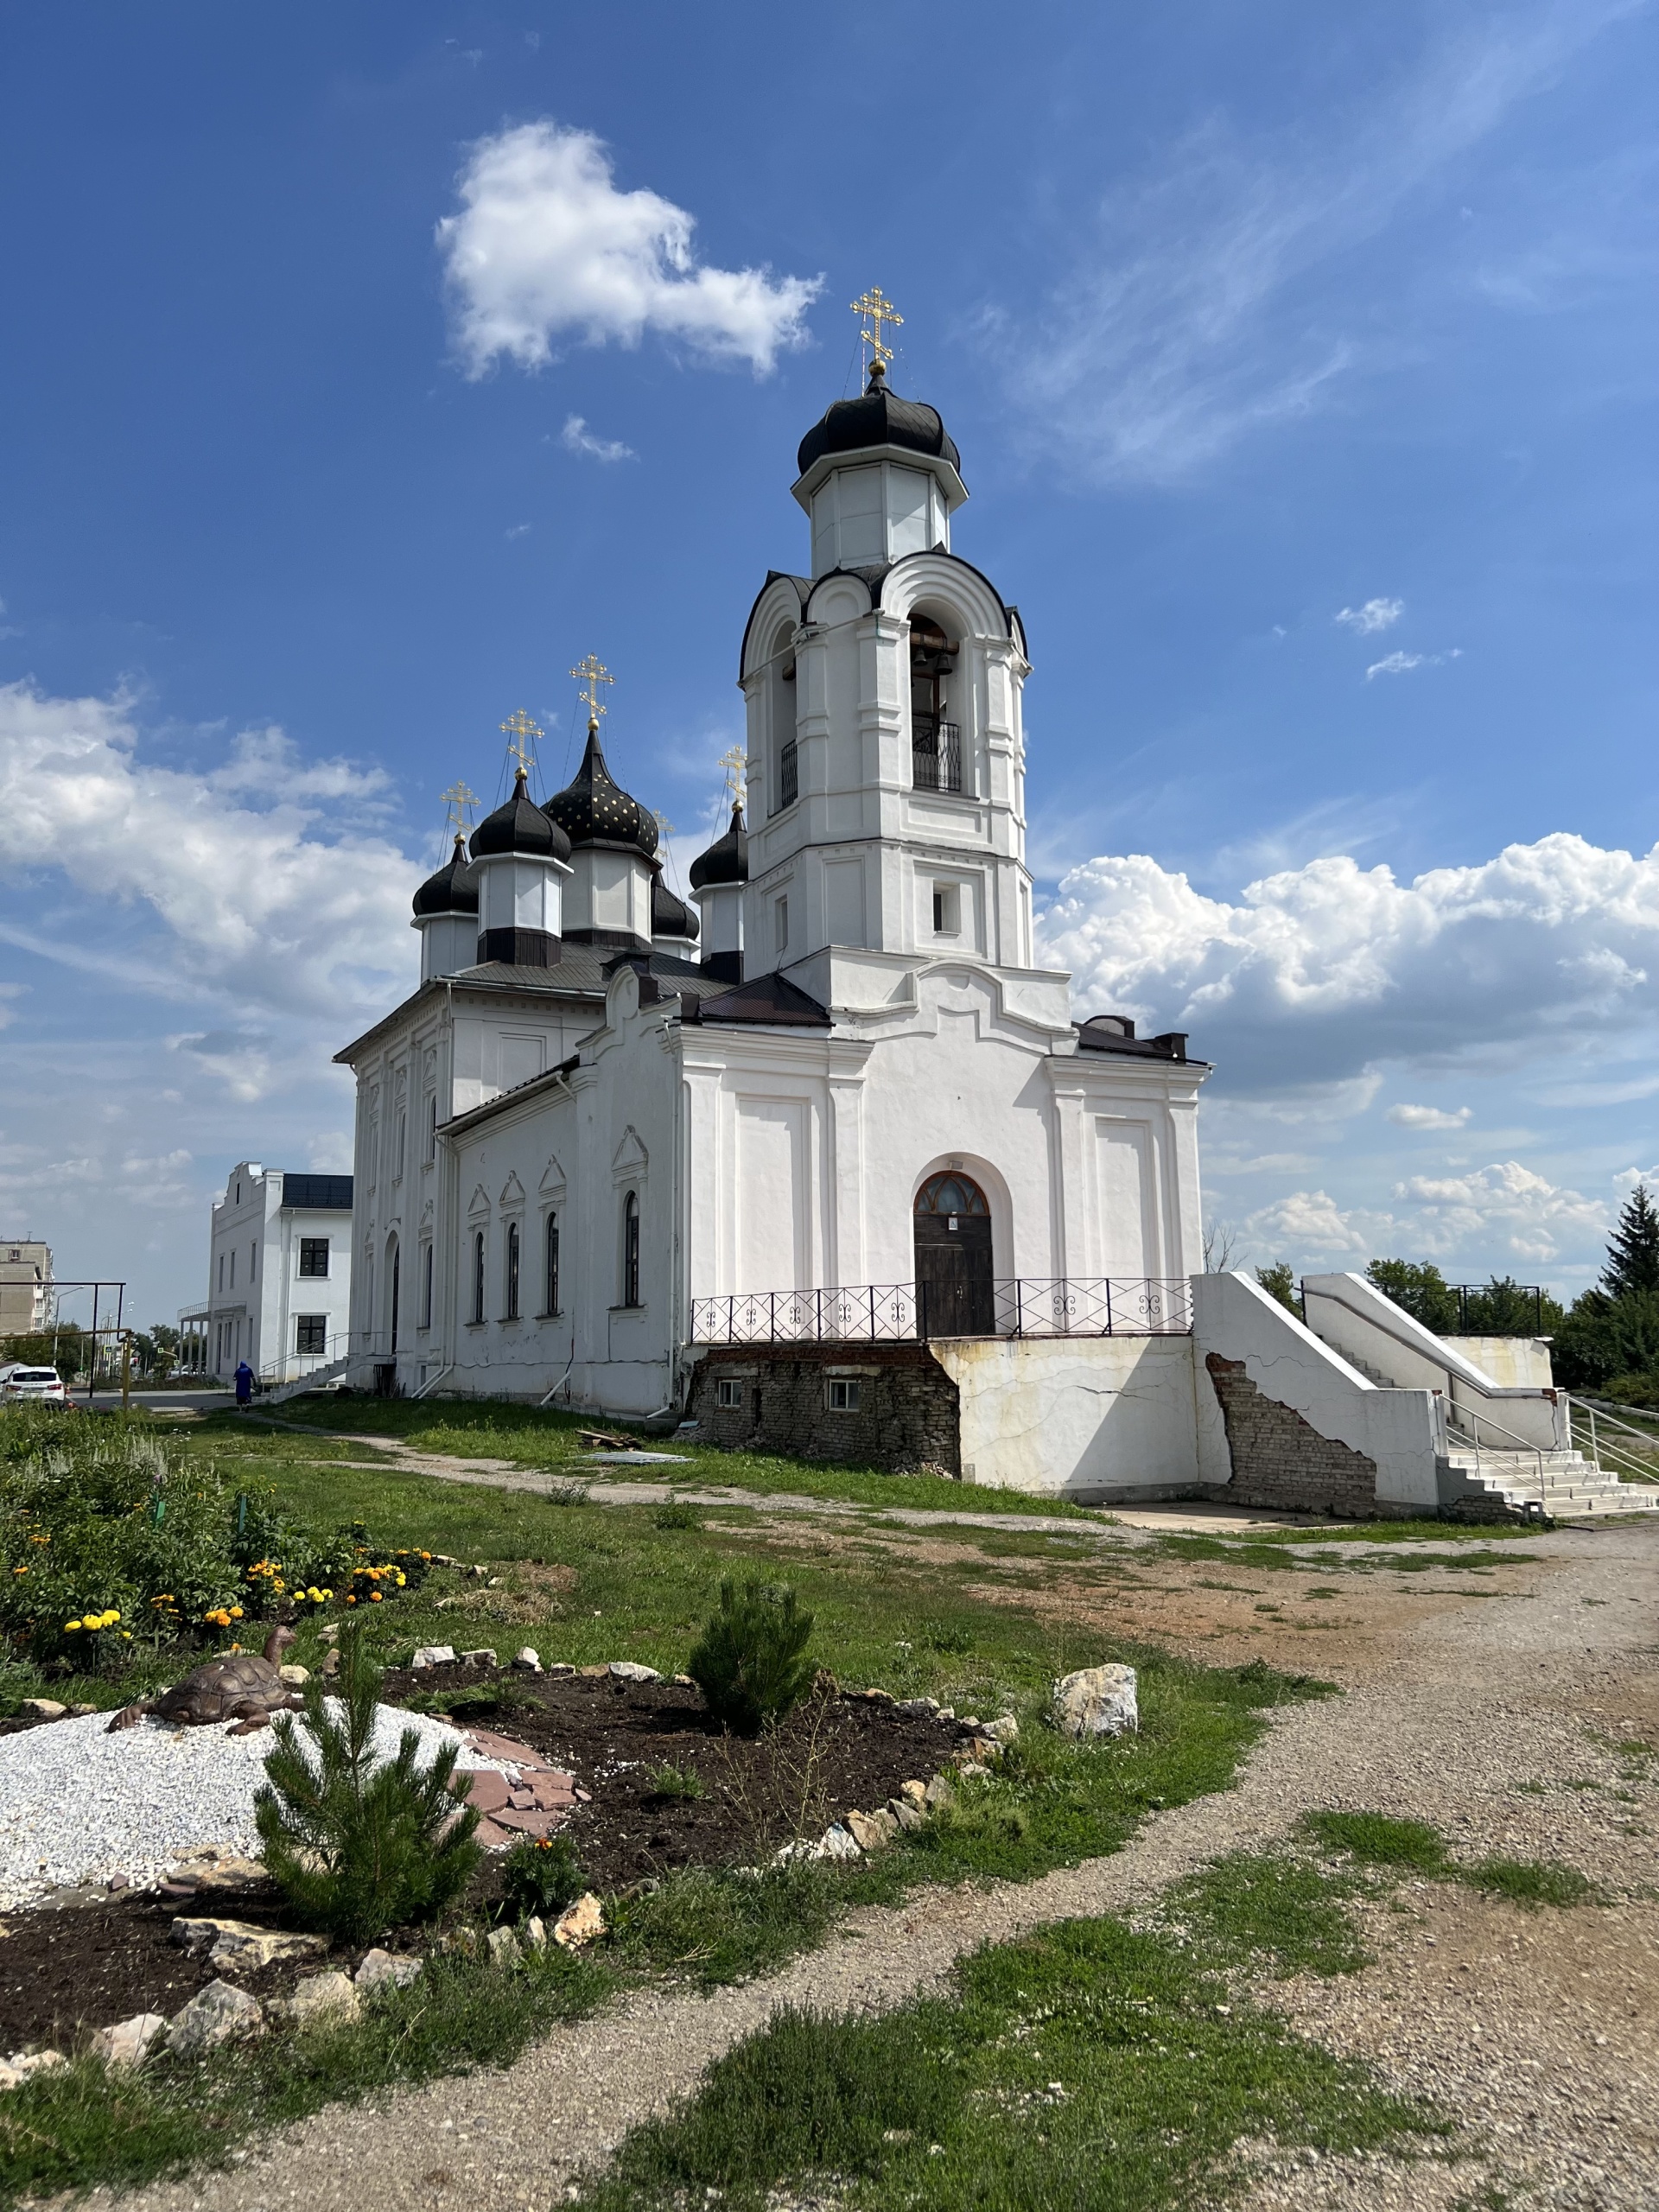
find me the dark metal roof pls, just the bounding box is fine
[281,1173,353,1211]
[689,802,748,889]
[797,360,959,479]
[681,969,831,1028]
[1075,1015,1193,1064]
[412,834,479,918]
[546,727,658,858]
[469,770,572,861]
[652,876,700,941]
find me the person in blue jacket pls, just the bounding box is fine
[234,1359,254,1408]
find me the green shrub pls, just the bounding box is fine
[497,1833,586,1924]
[687,1577,816,1736]
[254,1619,481,1941]
[652,1500,701,1529]
[646,1760,705,1800]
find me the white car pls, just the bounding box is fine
[0,1365,67,1404]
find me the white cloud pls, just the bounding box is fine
[561,415,636,463]
[1392,1160,1608,1262]
[438,122,820,378]
[505,521,532,540]
[0,679,416,1026]
[1243,1189,1376,1255]
[1336,598,1403,634]
[1037,830,1659,1096]
[1004,3,1638,481]
[1388,1103,1472,1129]
[1366,647,1463,679]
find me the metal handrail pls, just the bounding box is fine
[689,1277,1193,1347]
[1570,1399,1659,1488]
[1441,1397,1548,1516]
[1305,1283,1543,1405]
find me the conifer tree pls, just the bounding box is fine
[1601,1184,1659,1300]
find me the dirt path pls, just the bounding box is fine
[86,1516,1659,2212]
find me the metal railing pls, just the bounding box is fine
[254,1330,384,1391]
[1442,1283,1548,1335]
[690,1277,1192,1346]
[1571,1397,1659,1488]
[779,737,798,811]
[1440,1396,1550,1516]
[912,718,962,794]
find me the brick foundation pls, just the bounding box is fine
[684,1343,961,1474]
[1204,1352,1382,1516]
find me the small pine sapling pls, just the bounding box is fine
[687,1578,816,1736]
[254,1618,480,1941]
[497,1833,586,1925]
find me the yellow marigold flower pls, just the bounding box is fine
[370,1591,382,1602]
[230,1606,244,1618]
[107,1611,120,1624]
[65,1619,82,1632]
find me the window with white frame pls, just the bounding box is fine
[825,1377,861,1412]
[931,882,961,937]
[716,1377,742,1408]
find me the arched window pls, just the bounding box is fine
[472,1230,486,1325]
[910,617,961,793]
[544,1211,561,1314]
[622,1191,640,1308]
[505,1220,520,1319]
[768,622,798,816]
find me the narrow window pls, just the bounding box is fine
[622,1191,640,1308]
[229,1249,236,1289]
[426,1094,437,1164]
[396,1111,407,1179]
[296,1314,327,1357]
[910,617,962,792]
[505,1220,520,1319]
[420,1241,433,1330]
[299,1237,330,1278]
[716,1377,742,1408]
[544,1211,560,1314]
[826,1377,861,1412]
[931,882,961,936]
[218,1253,225,1293]
[472,1230,486,1324]
[390,1245,400,1351]
[775,895,789,957]
[779,736,798,810]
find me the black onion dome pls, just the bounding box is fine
[545,727,658,857]
[469,769,572,861]
[412,833,479,918]
[652,875,699,943]
[689,802,748,890]
[796,359,960,480]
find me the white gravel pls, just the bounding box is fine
[0,1706,505,1907]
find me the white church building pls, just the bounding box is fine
[334,352,1605,1523]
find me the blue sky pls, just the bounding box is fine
[1,0,1655,1327]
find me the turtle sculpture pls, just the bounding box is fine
[107,1624,302,1735]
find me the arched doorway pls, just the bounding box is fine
[913,1171,994,1337]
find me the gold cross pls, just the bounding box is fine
[499,708,543,777]
[652,809,674,842]
[851,284,903,370]
[717,743,747,809]
[569,653,614,725]
[441,780,480,837]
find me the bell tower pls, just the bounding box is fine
[734,295,1035,1001]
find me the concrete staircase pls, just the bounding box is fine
[1440,1443,1659,1521]
[260,1355,352,1408]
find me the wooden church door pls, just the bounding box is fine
[913,1171,995,1337]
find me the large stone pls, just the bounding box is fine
[0,2050,65,2088]
[354,1948,422,1992]
[551,1893,605,1949]
[923,1774,956,1812]
[167,1979,264,2056]
[1051,1663,1138,1741]
[278,1663,310,1686]
[460,1648,499,1669]
[511,1647,543,1673]
[90,2013,168,2069]
[18,1699,65,1721]
[845,1808,898,1852]
[170,1916,327,1972]
[281,1972,360,2028]
[607,1661,661,1682]
[486,1926,520,1965]
[410,1644,456,1669]
[982,1714,1020,1745]
[888,1797,925,1833]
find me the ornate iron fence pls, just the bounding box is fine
[689,1277,1192,1345]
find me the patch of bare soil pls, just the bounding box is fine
[378,1666,963,1888]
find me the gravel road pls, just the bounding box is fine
[75,1514,1658,2212]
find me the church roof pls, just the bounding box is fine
[545,727,658,858]
[680,969,831,1028]
[796,359,960,480]
[469,770,572,861]
[688,802,748,889]
[411,833,479,918]
[652,876,700,942]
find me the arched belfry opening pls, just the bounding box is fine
[909,617,960,793]
[913,1170,993,1337]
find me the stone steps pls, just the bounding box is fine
[1440,1449,1659,1518]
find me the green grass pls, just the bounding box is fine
[1148,1532,1534,1578]
[235,1395,1096,1519]
[1460,1857,1596,1909]
[0,1943,608,2208]
[1302,1811,1452,1872]
[578,1857,1443,2212]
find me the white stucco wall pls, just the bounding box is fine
[1193,1271,1444,1510]
[932,1334,1203,1499]
[1441,1336,1554,1388]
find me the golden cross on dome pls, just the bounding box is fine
[440,779,480,837]
[717,743,747,809]
[569,653,614,726]
[499,709,542,778]
[652,809,674,842]
[851,284,903,371]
